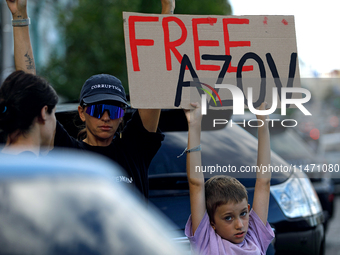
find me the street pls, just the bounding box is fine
[325,195,340,255]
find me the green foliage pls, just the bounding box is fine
[40,0,231,101]
[139,0,231,15]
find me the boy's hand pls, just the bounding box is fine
[184,102,202,128]
[255,102,269,125]
[6,0,28,19]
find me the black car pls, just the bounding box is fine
[54,104,325,255]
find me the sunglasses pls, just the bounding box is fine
[85,104,125,120]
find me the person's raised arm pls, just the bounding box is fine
[161,0,175,14]
[6,0,35,74]
[137,0,175,132]
[184,103,205,235]
[252,102,271,225]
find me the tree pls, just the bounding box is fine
[139,0,231,15]
[40,0,231,101]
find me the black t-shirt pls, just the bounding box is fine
[53,110,164,198]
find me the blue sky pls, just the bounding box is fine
[229,0,340,76]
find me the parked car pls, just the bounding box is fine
[232,113,335,230]
[0,149,187,255]
[54,104,325,255]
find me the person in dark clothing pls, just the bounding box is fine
[53,73,164,198]
[51,0,175,197]
[7,0,175,198]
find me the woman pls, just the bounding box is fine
[0,71,58,156]
[9,0,175,198]
[53,73,164,198]
[51,1,175,198]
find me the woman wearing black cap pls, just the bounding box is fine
[76,74,129,146]
[7,0,174,198]
[53,72,164,198]
[51,0,175,199]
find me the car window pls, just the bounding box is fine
[149,132,187,175]
[149,123,290,182]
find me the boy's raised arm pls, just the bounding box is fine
[184,103,205,235]
[252,102,271,225]
[6,0,35,74]
[138,0,175,132]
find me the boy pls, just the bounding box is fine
[184,102,274,255]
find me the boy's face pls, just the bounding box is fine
[211,198,250,244]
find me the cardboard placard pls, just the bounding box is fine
[123,12,301,109]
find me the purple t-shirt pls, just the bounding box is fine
[185,209,274,255]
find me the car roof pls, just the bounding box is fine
[0,149,187,255]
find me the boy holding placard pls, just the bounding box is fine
[184,102,274,255]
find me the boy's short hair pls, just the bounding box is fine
[205,175,248,223]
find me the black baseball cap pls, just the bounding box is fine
[79,74,127,106]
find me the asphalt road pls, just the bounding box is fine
[325,196,340,255]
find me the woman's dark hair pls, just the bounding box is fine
[0,70,58,134]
